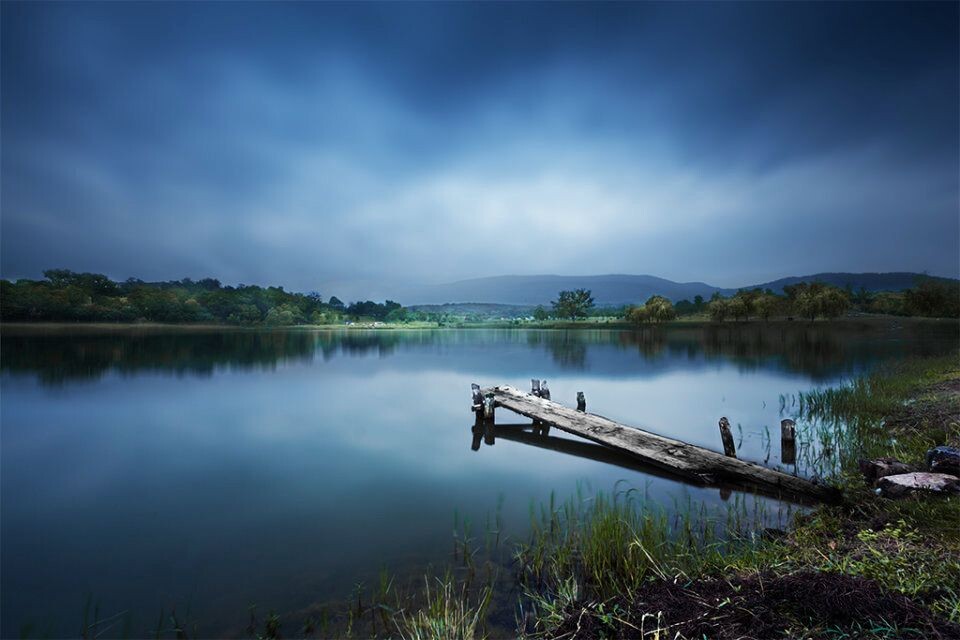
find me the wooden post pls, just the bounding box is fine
[471,383,483,411]
[483,393,496,422]
[576,391,586,412]
[719,417,736,458]
[531,379,541,397]
[470,425,483,451]
[483,421,496,446]
[781,419,796,465]
[540,380,550,400]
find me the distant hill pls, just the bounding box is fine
[401,272,951,306]
[404,274,731,306]
[746,272,953,295]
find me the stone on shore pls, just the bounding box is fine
[858,457,913,485]
[877,472,960,499]
[926,446,960,476]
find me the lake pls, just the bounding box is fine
[2,321,957,637]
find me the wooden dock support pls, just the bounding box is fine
[483,393,496,422]
[781,419,797,465]
[473,385,840,503]
[719,417,737,458]
[576,391,586,412]
[471,383,483,411]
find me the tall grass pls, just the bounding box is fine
[515,489,784,605]
[395,574,493,640]
[779,354,959,483]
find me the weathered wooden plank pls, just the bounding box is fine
[483,385,840,502]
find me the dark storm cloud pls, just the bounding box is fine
[2,2,957,298]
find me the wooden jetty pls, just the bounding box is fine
[473,384,841,503]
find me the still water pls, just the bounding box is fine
[2,322,956,637]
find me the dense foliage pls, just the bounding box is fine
[551,288,596,320]
[665,278,958,322]
[0,270,409,325]
[626,295,676,324]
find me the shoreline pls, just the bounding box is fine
[514,355,960,639]
[1,315,955,333]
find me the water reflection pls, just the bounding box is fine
[473,422,824,505]
[2,320,956,386]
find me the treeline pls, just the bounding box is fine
[0,269,413,325]
[627,278,958,324]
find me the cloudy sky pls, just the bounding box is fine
[2,2,957,298]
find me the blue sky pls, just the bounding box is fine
[2,2,957,299]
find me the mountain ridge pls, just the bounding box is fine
[401,272,954,306]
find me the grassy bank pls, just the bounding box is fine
[508,355,960,639]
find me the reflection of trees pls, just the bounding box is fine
[1,329,415,386]
[618,327,667,359]
[545,333,588,369]
[3,321,955,387]
[524,330,591,369]
[617,321,958,380]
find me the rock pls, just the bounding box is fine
[858,457,913,485]
[877,472,960,499]
[926,446,960,476]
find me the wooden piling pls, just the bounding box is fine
[576,391,586,412]
[781,419,797,465]
[539,380,550,400]
[781,419,796,441]
[531,379,541,397]
[471,383,483,411]
[719,417,737,458]
[483,421,495,445]
[470,425,482,451]
[483,393,496,422]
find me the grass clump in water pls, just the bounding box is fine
[395,573,492,640]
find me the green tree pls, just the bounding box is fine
[904,278,960,318]
[643,295,676,323]
[794,290,820,322]
[385,307,409,323]
[818,287,851,319]
[533,305,549,321]
[228,304,262,325]
[264,303,306,326]
[709,297,730,322]
[626,304,650,325]
[551,289,594,320]
[674,299,695,316]
[754,294,779,322]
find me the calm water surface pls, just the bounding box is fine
[2,322,956,637]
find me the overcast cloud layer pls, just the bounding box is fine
[2,2,958,299]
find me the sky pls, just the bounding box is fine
[2,1,958,299]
